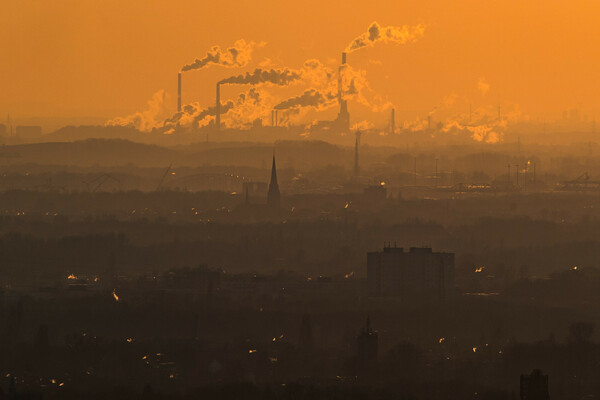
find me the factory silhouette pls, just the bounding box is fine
[2,5,600,400]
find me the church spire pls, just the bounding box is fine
[267,153,280,209]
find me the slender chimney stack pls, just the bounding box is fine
[215,83,221,131]
[390,108,395,134]
[338,53,346,103]
[177,73,182,113]
[337,52,350,131]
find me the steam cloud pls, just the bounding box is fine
[346,21,425,52]
[161,88,269,131]
[180,39,260,72]
[219,68,302,86]
[106,90,169,132]
[274,89,336,111]
[273,63,378,114]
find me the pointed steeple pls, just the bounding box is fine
[267,153,280,209]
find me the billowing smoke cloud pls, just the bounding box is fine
[400,99,521,144]
[180,39,260,72]
[274,89,337,111]
[219,67,302,86]
[441,105,510,144]
[442,120,504,144]
[160,87,272,131]
[107,86,272,133]
[225,87,279,129]
[273,62,389,116]
[106,90,169,132]
[346,21,425,53]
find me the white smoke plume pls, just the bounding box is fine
[225,87,278,129]
[441,105,509,144]
[274,89,337,111]
[180,39,261,72]
[346,21,425,53]
[106,90,169,132]
[160,87,274,131]
[273,62,390,114]
[219,67,302,86]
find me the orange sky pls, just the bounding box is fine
[2,0,600,130]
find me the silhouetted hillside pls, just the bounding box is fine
[1,139,178,167]
[44,125,146,142]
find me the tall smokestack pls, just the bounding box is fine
[177,73,182,113]
[337,52,350,131]
[338,52,347,103]
[391,108,395,134]
[216,83,221,131]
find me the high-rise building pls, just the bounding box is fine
[367,246,454,305]
[267,155,280,209]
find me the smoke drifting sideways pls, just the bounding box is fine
[109,87,271,133]
[345,21,425,53]
[111,60,337,132]
[219,67,302,86]
[273,62,389,125]
[441,107,507,144]
[106,90,170,132]
[272,20,428,121]
[180,39,261,72]
[401,102,521,144]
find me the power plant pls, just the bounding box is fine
[308,52,351,136]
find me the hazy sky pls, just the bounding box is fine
[2,0,600,129]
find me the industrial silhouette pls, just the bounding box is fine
[267,153,280,210]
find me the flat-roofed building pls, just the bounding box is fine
[367,246,454,305]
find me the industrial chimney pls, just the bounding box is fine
[216,83,221,131]
[337,52,350,131]
[390,108,395,134]
[177,73,182,113]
